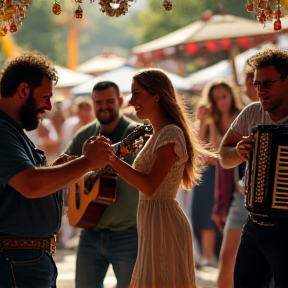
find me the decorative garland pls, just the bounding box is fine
[0,0,31,36]
[51,0,173,20]
[246,0,288,31]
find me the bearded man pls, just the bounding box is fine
[0,52,111,287]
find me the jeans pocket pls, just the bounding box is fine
[0,249,57,287]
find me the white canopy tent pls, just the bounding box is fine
[132,14,283,54]
[70,65,191,96]
[76,54,127,75]
[185,48,259,89]
[55,66,93,88]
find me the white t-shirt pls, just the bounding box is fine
[231,101,288,136]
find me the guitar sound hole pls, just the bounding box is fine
[75,183,80,210]
[84,178,93,194]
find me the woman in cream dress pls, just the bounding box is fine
[107,68,217,288]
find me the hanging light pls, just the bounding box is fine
[246,0,288,31]
[0,0,31,36]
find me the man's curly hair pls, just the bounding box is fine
[247,46,288,79]
[0,51,58,98]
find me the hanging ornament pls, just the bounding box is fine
[52,1,62,15]
[274,19,282,30]
[74,5,83,19]
[162,0,173,11]
[93,0,135,17]
[74,0,83,19]
[265,6,274,20]
[246,1,254,12]
[0,0,31,36]
[9,22,18,33]
[274,0,283,31]
[245,0,288,31]
[0,26,8,36]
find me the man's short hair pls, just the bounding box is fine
[0,51,58,98]
[247,46,288,79]
[92,81,120,97]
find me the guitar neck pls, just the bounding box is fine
[111,124,153,158]
[111,140,129,158]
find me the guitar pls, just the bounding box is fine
[67,124,153,230]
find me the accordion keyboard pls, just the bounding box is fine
[272,146,288,210]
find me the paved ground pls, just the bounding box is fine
[54,248,218,288]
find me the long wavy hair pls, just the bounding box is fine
[201,79,243,126]
[133,68,217,188]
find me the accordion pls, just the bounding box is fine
[245,124,288,217]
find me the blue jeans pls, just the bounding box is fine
[76,227,138,288]
[0,249,57,288]
[234,219,288,288]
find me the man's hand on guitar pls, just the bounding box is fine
[83,136,112,170]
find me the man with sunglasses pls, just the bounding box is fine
[219,46,288,288]
[0,52,111,287]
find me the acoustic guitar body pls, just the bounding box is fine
[68,173,117,230]
[67,124,153,230]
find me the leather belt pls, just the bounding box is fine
[249,214,288,226]
[0,235,57,256]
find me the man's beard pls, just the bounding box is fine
[19,93,40,131]
[97,108,118,125]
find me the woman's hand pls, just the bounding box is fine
[212,214,226,232]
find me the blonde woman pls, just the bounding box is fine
[106,68,217,288]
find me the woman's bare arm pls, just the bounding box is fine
[109,143,178,196]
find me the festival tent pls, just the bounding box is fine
[53,66,94,102]
[185,33,288,90]
[132,13,285,84]
[76,53,127,75]
[70,65,191,96]
[55,66,93,88]
[185,47,258,90]
[132,14,281,55]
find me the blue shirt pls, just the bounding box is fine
[0,109,62,237]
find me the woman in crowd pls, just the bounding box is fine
[215,63,257,288]
[191,79,243,267]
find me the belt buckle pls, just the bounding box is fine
[49,235,57,256]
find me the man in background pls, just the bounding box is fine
[65,81,139,288]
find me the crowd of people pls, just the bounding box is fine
[1,45,288,288]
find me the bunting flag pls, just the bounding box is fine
[67,22,78,70]
[135,35,277,61]
[1,33,22,59]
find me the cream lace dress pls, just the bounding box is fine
[129,125,196,288]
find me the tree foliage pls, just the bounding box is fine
[0,0,252,68]
[131,0,250,44]
[14,0,66,65]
